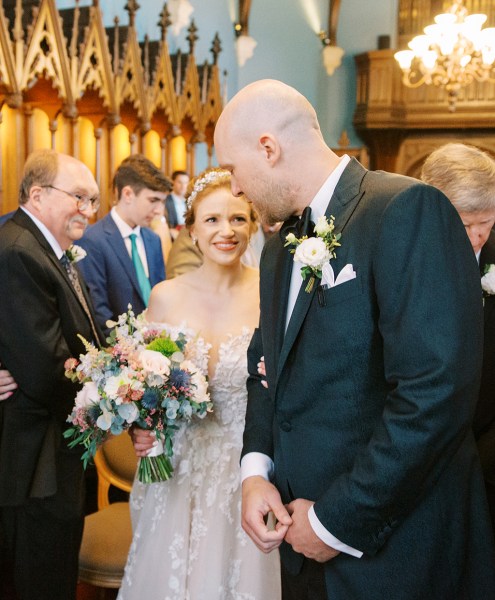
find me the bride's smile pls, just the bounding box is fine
[190,187,253,265]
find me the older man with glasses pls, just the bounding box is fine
[0,149,105,600]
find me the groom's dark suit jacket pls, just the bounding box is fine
[476,231,495,531]
[0,209,102,506]
[244,159,495,598]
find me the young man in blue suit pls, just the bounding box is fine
[0,211,14,226]
[215,80,495,599]
[78,155,171,336]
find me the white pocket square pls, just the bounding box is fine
[321,263,356,288]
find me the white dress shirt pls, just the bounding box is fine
[241,154,363,558]
[21,207,64,259]
[111,207,150,277]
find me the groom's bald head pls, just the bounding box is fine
[214,79,339,223]
[215,79,322,151]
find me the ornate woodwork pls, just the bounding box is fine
[354,0,495,175]
[0,0,223,216]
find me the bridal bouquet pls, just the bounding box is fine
[64,307,212,483]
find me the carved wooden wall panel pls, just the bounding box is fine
[355,2,495,176]
[0,0,223,216]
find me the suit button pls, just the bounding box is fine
[280,421,292,432]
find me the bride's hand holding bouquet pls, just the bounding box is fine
[63,306,211,483]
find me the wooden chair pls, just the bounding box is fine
[78,433,138,597]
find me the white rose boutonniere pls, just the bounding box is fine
[285,215,341,292]
[66,244,87,263]
[481,264,495,296]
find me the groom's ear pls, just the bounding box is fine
[258,134,281,167]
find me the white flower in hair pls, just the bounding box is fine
[186,169,231,209]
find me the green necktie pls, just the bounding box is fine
[129,233,151,306]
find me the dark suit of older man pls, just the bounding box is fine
[0,161,103,600]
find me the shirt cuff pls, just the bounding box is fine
[240,452,274,483]
[308,505,363,558]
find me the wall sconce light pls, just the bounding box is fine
[319,0,344,76]
[234,1,256,67]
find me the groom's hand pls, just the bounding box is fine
[285,499,340,563]
[242,475,292,553]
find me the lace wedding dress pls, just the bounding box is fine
[117,325,281,600]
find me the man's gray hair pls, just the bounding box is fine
[421,143,495,213]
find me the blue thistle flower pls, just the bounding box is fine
[141,387,161,410]
[87,405,101,424]
[169,368,191,389]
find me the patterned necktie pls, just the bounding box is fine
[60,254,100,343]
[129,233,151,306]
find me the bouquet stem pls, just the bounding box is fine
[137,454,173,483]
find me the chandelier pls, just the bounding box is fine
[394,0,495,111]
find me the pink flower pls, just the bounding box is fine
[64,358,78,370]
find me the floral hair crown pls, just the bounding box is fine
[186,169,231,210]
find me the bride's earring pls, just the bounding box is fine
[191,236,198,245]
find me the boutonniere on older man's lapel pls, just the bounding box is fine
[285,215,341,293]
[65,244,87,264]
[481,264,495,301]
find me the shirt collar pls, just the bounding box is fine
[20,206,64,259]
[111,206,141,239]
[309,154,350,221]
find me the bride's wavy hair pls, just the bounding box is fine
[184,167,258,233]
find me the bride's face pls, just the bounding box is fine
[191,187,252,266]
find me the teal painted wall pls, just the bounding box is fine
[57,0,398,149]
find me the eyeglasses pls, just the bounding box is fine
[42,185,100,214]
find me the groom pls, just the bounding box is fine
[214,80,495,599]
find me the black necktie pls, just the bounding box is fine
[60,254,100,344]
[279,206,315,242]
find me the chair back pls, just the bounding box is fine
[94,433,138,509]
[78,433,138,589]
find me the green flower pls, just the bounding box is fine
[146,337,180,358]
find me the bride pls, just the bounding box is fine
[117,168,281,600]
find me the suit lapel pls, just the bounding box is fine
[266,237,294,377]
[276,275,317,381]
[142,228,159,287]
[275,158,367,382]
[14,209,80,295]
[12,209,100,336]
[325,158,367,234]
